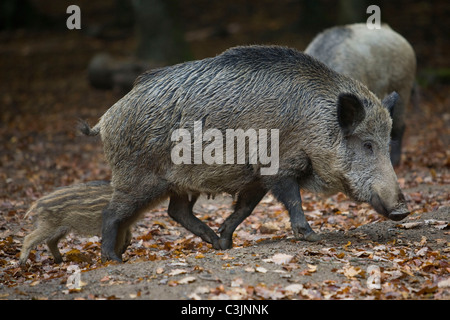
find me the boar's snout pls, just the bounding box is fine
[370,192,410,221]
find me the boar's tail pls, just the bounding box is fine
[78,119,100,136]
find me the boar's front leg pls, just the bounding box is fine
[271,178,319,242]
[390,123,405,167]
[218,183,267,249]
[167,193,221,249]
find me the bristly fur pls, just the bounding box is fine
[81,45,409,260]
[19,181,132,265]
[90,45,387,196]
[305,23,416,166]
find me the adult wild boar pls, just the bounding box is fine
[81,45,410,262]
[305,23,417,166]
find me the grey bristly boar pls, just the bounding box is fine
[19,181,131,265]
[305,23,416,166]
[81,45,410,262]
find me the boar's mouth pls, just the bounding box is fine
[370,193,410,221]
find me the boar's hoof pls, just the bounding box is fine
[303,231,320,242]
[102,253,122,263]
[211,239,222,250]
[53,256,63,264]
[293,227,320,242]
[218,238,233,250]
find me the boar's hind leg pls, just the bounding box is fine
[218,184,267,249]
[271,178,319,242]
[117,228,132,254]
[102,182,169,262]
[167,193,221,249]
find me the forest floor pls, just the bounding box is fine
[0,2,449,300]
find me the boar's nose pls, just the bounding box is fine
[388,192,410,221]
[387,193,410,221]
[387,210,410,221]
[370,192,410,221]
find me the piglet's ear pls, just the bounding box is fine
[337,93,365,137]
[382,91,399,119]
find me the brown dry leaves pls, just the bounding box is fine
[1,99,449,299]
[186,231,449,300]
[0,27,449,300]
[1,90,449,299]
[1,185,448,300]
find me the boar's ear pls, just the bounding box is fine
[382,91,399,119]
[337,93,365,137]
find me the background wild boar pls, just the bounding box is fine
[81,45,410,262]
[305,23,417,166]
[19,181,130,265]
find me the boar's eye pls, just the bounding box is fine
[363,141,373,153]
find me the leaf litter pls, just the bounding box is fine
[0,13,449,300]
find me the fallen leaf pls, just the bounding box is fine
[417,247,428,256]
[396,222,422,229]
[65,249,92,263]
[307,264,317,273]
[256,266,267,273]
[437,278,450,288]
[231,278,243,287]
[420,236,427,246]
[424,219,449,229]
[255,285,284,299]
[343,265,363,279]
[168,280,178,287]
[373,244,386,251]
[298,264,318,276]
[129,291,141,298]
[260,222,280,234]
[336,252,346,259]
[152,220,167,228]
[169,269,187,276]
[188,293,202,300]
[156,267,164,274]
[385,270,403,280]
[271,253,293,265]
[178,276,196,284]
[416,284,438,295]
[284,283,303,294]
[353,250,373,258]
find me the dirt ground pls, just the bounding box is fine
[0,1,449,301]
[1,196,449,300]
